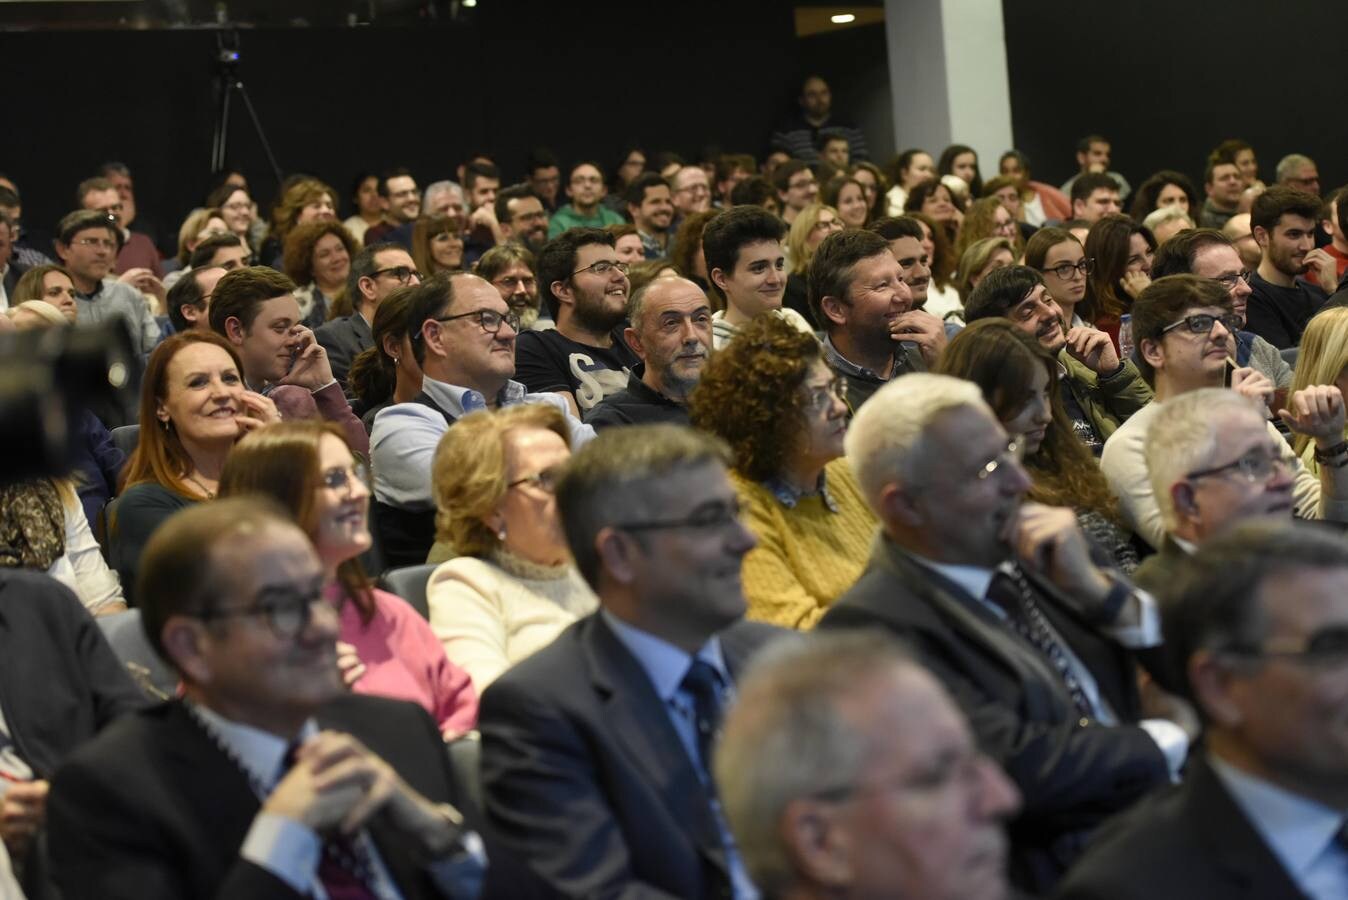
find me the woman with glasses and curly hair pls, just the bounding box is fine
[219,420,478,739]
[688,315,877,628]
[937,318,1140,572]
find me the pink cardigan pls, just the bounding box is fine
[334,585,478,738]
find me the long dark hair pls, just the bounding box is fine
[1082,215,1156,324]
[936,319,1121,520]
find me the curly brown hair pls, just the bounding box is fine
[282,220,357,286]
[270,177,337,246]
[687,314,820,481]
[935,318,1121,520]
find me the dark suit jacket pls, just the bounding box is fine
[1054,756,1309,900]
[2,258,25,298]
[478,612,784,899]
[47,694,480,900]
[818,537,1170,892]
[315,313,373,393]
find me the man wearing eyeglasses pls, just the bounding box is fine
[316,243,420,392]
[1058,520,1348,900]
[477,424,782,899]
[1101,275,1348,550]
[772,160,820,226]
[77,176,163,283]
[1151,227,1293,397]
[1138,388,1304,584]
[546,162,625,239]
[370,272,593,567]
[53,209,161,356]
[964,265,1152,456]
[46,498,487,899]
[519,228,640,416]
[820,372,1185,895]
[670,166,712,220]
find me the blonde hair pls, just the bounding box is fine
[175,207,223,265]
[431,404,572,557]
[955,196,1023,261]
[1290,306,1348,457]
[953,236,1015,303]
[785,203,840,276]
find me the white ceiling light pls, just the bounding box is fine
[830,13,855,23]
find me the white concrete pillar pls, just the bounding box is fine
[883,0,1014,176]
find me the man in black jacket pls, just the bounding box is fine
[1057,521,1348,900]
[46,498,484,899]
[0,570,146,896]
[819,373,1189,893]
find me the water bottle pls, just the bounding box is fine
[1118,314,1134,363]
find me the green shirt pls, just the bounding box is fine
[547,203,625,238]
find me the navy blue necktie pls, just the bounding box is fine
[681,659,725,774]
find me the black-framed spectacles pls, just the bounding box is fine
[571,259,630,277]
[319,461,370,492]
[1185,448,1290,484]
[1040,258,1094,279]
[1221,626,1348,670]
[1160,312,1243,336]
[432,308,521,335]
[371,265,423,285]
[199,580,327,639]
[614,499,742,533]
[508,466,563,494]
[1214,270,1253,290]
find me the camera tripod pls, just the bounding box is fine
[209,30,283,187]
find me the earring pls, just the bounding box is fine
[496,523,507,542]
[392,355,400,365]
[160,418,170,432]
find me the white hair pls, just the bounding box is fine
[845,373,988,510]
[1143,205,1194,233]
[422,180,464,208]
[1275,154,1315,183]
[1145,388,1264,529]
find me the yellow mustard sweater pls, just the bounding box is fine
[731,458,878,630]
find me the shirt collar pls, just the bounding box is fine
[629,369,683,408]
[1209,754,1347,879]
[822,333,894,382]
[762,469,839,512]
[423,375,528,416]
[601,610,729,702]
[190,702,319,792]
[907,550,1000,608]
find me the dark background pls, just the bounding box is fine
[1,0,1343,250]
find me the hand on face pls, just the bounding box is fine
[1230,366,1274,411]
[888,309,948,365]
[1119,270,1151,300]
[1002,502,1112,603]
[276,326,335,391]
[1063,325,1120,374]
[234,390,282,435]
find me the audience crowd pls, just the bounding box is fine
[2,72,1347,899]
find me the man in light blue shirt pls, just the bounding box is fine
[1057,520,1348,900]
[477,424,784,898]
[369,272,592,565]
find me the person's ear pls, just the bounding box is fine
[551,278,574,308]
[1139,336,1165,372]
[1170,480,1199,518]
[161,615,211,685]
[358,275,378,304]
[820,295,849,328]
[1188,649,1244,729]
[595,527,639,586]
[1072,199,1086,219]
[181,304,201,325]
[624,326,645,359]
[877,482,923,528]
[780,798,854,889]
[223,315,247,345]
[709,267,730,295]
[1251,225,1270,249]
